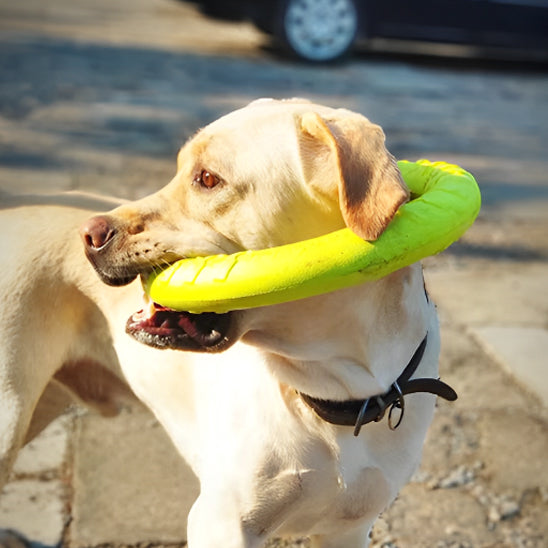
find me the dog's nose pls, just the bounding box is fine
[80,215,116,250]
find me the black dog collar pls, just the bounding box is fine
[300,334,457,436]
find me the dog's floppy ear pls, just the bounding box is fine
[298,110,409,241]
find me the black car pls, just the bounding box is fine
[195,0,548,62]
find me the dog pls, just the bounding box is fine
[1,99,451,547]
[0,192,140,487]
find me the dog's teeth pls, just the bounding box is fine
[142,292,156,319]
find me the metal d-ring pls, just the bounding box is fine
[388,381,405,430]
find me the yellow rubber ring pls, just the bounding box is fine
[144,160,481,313]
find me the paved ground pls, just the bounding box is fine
[0,1,547,547]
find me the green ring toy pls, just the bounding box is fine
[144,160,480,313]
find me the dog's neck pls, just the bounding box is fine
[241,265,431,401]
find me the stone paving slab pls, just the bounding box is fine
[425,263,548,407]
[471,326,548,402]
[68,407,198,547]
[425,263,548,328]
[0,480,66,546]
[0,416,72,546]
[12,416,71,478]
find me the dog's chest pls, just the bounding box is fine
[194,347,394,537]
[241,435,392,538]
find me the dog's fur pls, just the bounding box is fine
[0,99,441,547]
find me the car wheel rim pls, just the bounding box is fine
[284,0,358,61]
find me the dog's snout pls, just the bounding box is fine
[80,215,116,251]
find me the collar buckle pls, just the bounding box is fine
[353,380,406,436]
[387,381,405,431]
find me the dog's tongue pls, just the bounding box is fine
[155,304,221,342]
[127,296,229,349]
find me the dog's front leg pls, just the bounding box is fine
[0,388,34,489]
[186,494,264,548]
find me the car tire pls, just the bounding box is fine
[276,0,359,62]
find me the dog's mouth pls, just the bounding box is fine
[126,296,233,353]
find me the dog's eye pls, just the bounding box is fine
[195,170,220,189]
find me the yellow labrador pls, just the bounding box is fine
[1,100,453,547]
[0,192,139,487]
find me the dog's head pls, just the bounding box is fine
[81,99,408,353]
